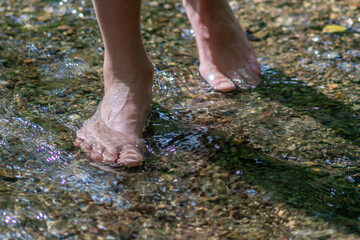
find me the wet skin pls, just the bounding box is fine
[75,0,261,167]
[184,0,261,91]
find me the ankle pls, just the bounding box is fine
[103,56,154,92]
[104,49,153,73]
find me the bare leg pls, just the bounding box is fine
[74,0,154,167]
[183,0,261,92]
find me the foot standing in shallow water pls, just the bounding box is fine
[74,0,261,167]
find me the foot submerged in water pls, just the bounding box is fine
[74,60,153,167]
[75,0,261,167]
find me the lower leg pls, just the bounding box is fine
[75,0,154,167]
[183,0,261,92]
[93,0,153,92]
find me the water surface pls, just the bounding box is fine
[0,0,359,239]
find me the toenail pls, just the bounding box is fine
[215,82,235,91]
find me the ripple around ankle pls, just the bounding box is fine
[75,82,150,167]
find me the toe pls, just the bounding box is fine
[243,63,261,86]
[90,151,103,162]
[232,77,253,90]
[102,147,119,164]
[205,72,235,92]
[76,128,86,139]
[248,57,261,77]
[74,137,84,147]
[74,128,86,147]
[75,126,93,147]
[117,145,144,167]
[90,146,104,162]
[232,65,261,89]
[200,65,235,92]
[214,80,236,92]
[80,141,92,152]
[246,72,261,87]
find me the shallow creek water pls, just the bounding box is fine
[0,0,360,239]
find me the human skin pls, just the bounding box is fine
[74,0,261,167]
[183,0,261,91]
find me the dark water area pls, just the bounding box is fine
[0,0,360,239]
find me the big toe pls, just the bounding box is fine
[202,70,235,92]
[117,144,144,167]
[215,81,236,92]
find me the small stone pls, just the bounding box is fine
[57,25,71,31]
[334,92,347,100]
[285,220,296,228]
[105,236,116,240]
[23,59,34,64]
[277,210,285,217]
[351,105,360,111]
[322,24,346,33]
[0,80,9,88]
[292,229,336,238]
[328,83,339,90]
[157,204,166,209]
[97,224,107,230]
[69,114,81,120]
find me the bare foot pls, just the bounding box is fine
[183,0,261,92]
[74,59,153,167]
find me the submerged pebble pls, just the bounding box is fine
[0,0,359,239]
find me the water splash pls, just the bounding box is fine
[41,57,89,80]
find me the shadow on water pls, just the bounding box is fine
[146,99,360,234]
[255,68,360,146]
[181,67,360,233]
[208,137,360,234]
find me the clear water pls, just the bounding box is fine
[0,0,359,239]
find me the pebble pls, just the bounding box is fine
[69,114,81,120]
